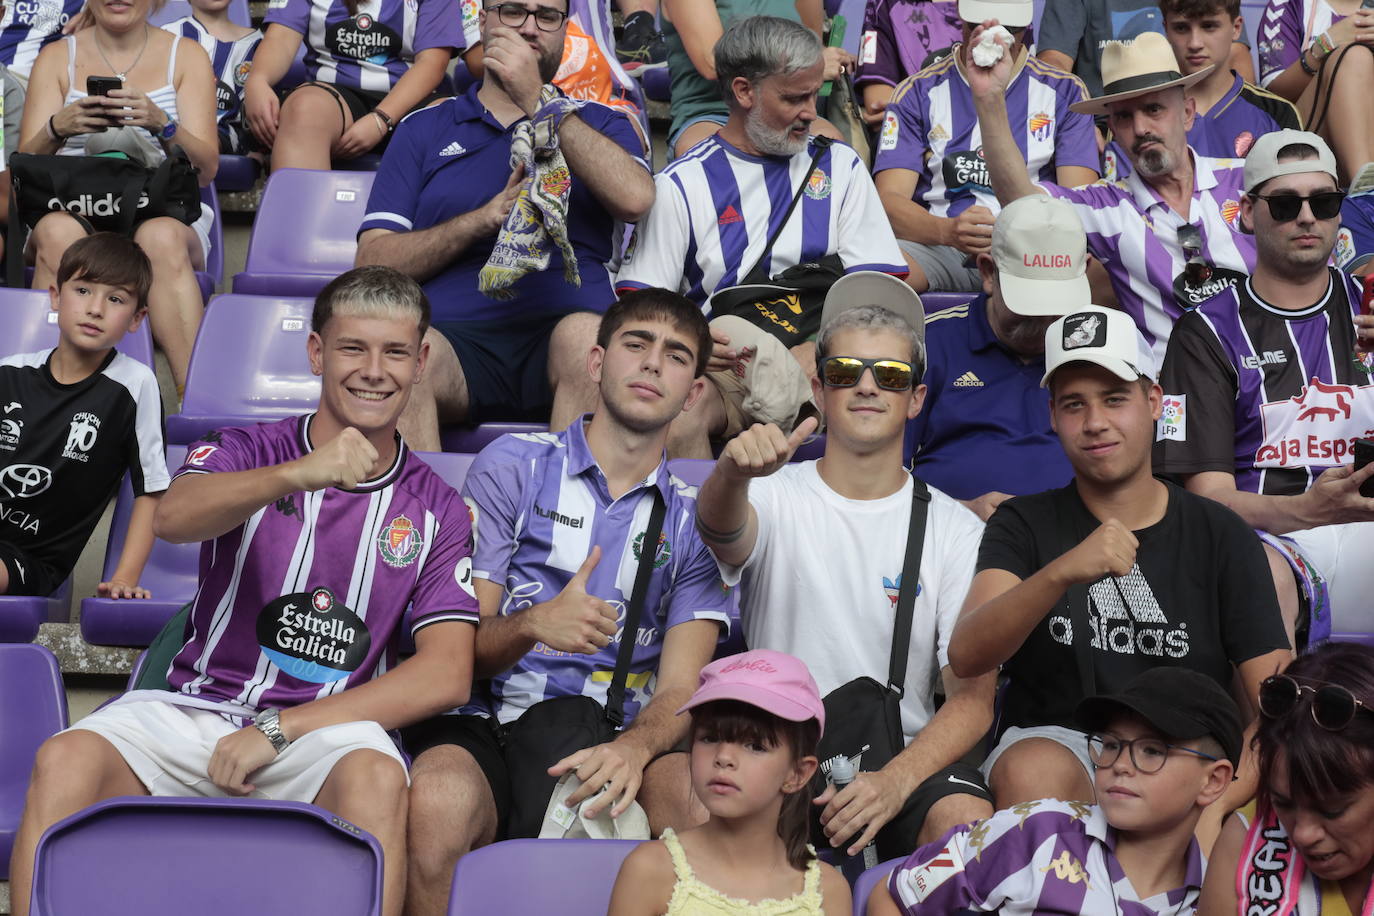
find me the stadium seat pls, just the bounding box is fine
[0,286,155,370]
[30,797,384,915]
[852,858,903,914]
[447,838,638,915]
[1333,632,1374,648]
[215,154,260,193]
[440,422,551,454]
[0,644,68,879]
[198,184,224,298]
[232,170,377,296]
[919,292,979,314]
[0,581,71,643]
[81,446,198,647]
[166,294,317,443]
[639,66,670,103]
[415,451,477,493]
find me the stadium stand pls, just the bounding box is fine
[28,797,384,915]
[446,839,638,916]
[0,644,67,879]
[851,859,901,916]
[0,287,155,371]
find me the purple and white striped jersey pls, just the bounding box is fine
[1257,0,1344,88]
[1155,270,1373,496]
[874,52,1098,219]
[0,0,81,79]
[166,415,479,713]
[1041,152,1257,366]
[615,135,906,305]
[461,420,733,725]
[888,799,1204,915]
[162,16,262,126]
[264,0,460,92]
[854,0,962,91]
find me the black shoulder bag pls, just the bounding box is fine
[705,137,845,348]
[501,491,667,839]
[809,477,930,858]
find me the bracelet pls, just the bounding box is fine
[1300,47,1319,75]
[46,114,67,142]
[1317,31,1335,56]
[371,108,393,132]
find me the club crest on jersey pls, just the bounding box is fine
[378,515,424,568]
[1220,199,1241,229]
[1234,131,1255,157]
[234,60,253,86]
[880,111,899,151]
[257,587,372,683]
[1028,111,1052,141]
[805,168,831,200]
[632,530,672,568]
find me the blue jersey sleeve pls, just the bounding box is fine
[464,440,527,583]
[358,111,427,234]
[873,75,928,176]
[263,0,312,37]
[1053,78,1099,173]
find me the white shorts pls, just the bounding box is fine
[69,692,407,803]
[1288,521,1374,633]
[980,724,1096,792]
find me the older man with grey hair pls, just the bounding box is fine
[694,271,997,862]
[616,15,908,459]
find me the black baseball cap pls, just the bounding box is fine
[1074,668,1243,768]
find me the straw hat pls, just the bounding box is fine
[1069,31,1213,116]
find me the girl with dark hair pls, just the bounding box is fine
[1200,640,1374,916]
[608,650,851,915]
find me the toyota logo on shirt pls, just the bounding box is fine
[0,464,53,499]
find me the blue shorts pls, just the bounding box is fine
[437,312,581,423]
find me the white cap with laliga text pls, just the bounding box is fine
[1041,308,1155,388]
[992,196,1092,316]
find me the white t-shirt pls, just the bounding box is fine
[719,461,984,743]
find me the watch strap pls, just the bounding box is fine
[254,708,289,754]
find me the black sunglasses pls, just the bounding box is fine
[1249,190,1345,222]
[483,2,566,30]
[1259,674,1372,731]
[820,356,915,391]
[1086,734,1220,774]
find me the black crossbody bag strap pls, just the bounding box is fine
[887,478,931,695]
[739,137,833,285]
[604,490,667,728]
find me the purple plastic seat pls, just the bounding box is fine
[31,796,384,915]
[918,291,979,314]
[440,422,551,454]
[1333,632,1374,648]
[448,838,638,915]
[0,286,155,370]
[640,66,670,103]
[852,858,903,914]
[81,446,199,646]
[415,450,476,493]
[198,184,224,297]
[166,294,318,443]
[0,580,71,643]
[215,155,260,193]
[232,170,377,296]
[0,644,68,878]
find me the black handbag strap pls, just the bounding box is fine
[740,136,833,285]
[7,169,24,288]
[604,489,667,728]
[887,477,931,696]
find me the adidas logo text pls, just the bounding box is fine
[952,371,983,388]
[439,141,466,157]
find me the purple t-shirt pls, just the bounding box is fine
[855,0,962,89]
[874,52,1097,218]
[263,0,460,91]
[166,415,479,712]
[1336,192,1374,274]
[461,420,734,724]
[1258,0,1345,87]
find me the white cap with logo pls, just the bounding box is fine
[1041,308,1155,388]
[957,0,1032,27]
[1243,129,1339,194]
[993,196,1092,316]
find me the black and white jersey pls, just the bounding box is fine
[0,348,169,583]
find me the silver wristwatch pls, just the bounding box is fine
[253,707,290,755]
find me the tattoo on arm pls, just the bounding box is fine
[695,514,746,544]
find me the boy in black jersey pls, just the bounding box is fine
[0,233,169,597]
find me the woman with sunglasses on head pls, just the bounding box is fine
[241,0,459,170]
[1200,640,1374,916]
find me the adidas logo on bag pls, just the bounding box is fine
[439,141,466,157]
[952,371,984,388]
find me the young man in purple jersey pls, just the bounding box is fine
[8,266,480,916]
[969,27,1258,365]
[1156,130,1374,637]
[402,288,732,916]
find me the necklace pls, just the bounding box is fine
[92,24,149,81]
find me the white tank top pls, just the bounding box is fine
[59,31,179,157]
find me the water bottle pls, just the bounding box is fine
[827,756,879,884]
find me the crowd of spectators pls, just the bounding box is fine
[3,0,1374,912]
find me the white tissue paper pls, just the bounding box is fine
[971,25,1013,67]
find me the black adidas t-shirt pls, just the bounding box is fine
[0,349,169,587]
[977,481,1287,734]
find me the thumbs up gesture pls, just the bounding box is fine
[527,546,622,654]
[717,416,820,480]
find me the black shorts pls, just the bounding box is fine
[0,541,62,597]
[280,81,447,155]
[401,714,513,834]
[437,312,585,423]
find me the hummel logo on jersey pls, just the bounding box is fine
[1048,563,1189,658]
[718,205,742,226]
[439,141,466,157]
[952,371,984,388]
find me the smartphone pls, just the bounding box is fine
[86,76,122,98]
[1356,439,1374,498]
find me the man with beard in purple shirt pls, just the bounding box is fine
[8,267,480,916]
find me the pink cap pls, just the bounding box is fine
[677,650,825,735]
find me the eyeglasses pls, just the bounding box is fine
[820,356,915,391]
[483,2,566,31]
[1259,674,1372,731]
[1177,223,1213,286]
[1248,190,1345,222]
[1086,734,1220,774]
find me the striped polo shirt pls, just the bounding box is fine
[615,134,906,305]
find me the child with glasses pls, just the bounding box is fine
[872,666,1242,915]
[1200,640,1374,916]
